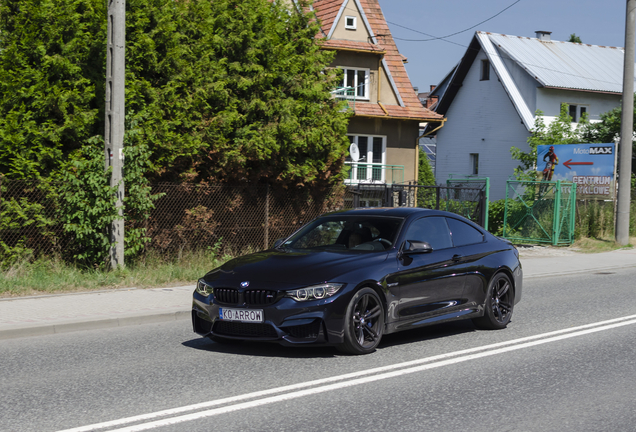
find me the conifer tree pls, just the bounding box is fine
[0,0,350,188]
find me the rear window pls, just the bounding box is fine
[447,218,484,246]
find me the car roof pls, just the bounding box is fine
[323,207,447,218]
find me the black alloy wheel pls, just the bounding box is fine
[338,288,385,355]
[472,273,514,330]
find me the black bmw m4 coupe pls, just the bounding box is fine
[192,207,522,354]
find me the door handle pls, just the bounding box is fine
[452,254,463,262]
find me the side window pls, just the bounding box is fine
[293,221,345,248]
[404,216,452,250]
[446,218,484,246]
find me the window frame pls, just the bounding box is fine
[338,67,370,100]
[345,134,387,183]
[344,16,357,30]
[470,153,479,175]
[566,103,590,123]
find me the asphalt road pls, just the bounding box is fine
[2,267,636,432]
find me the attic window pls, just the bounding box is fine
[480,60,490,81]
[345,16,357,30]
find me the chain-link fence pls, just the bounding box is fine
[502,180,577,245]
[2,178,489,265]
[146,183,351,255]
[0,180,356,262]
[0,180,71,261]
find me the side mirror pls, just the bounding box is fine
[403,240,433,255]
[273,238,285,248]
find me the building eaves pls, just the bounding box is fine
[478,32,534,130]
[434,35,481,117]
[319,39,386,54]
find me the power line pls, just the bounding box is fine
[385,23,622,87]
[389,0,523,42]
[383,21,466,48]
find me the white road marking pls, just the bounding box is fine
[58,314,636,432]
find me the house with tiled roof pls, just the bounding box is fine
[312,0,445,190]
[431,30,633,200]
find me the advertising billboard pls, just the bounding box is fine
[536,143,616,200]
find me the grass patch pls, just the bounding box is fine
[0,248,238,298]
[571,236,636,254]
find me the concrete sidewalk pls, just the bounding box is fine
[2,247,636,340]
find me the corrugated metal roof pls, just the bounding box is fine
[485,32,627,93]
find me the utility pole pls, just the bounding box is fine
[105,0,126,268]
[617,0,636,245]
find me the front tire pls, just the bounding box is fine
[338,288,384,355]
[472,273,514,330]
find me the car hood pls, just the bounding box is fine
[204,248,389,287]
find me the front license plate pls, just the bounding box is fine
[219,308,264,323]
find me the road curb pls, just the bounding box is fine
[523,263,636,280]
[0,310,190,341]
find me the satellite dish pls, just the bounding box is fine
[349,143,360,162]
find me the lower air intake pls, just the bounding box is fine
[213,321,278,338]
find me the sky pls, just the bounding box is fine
[376,0,628,93]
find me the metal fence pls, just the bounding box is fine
[1,179,488,263]
[446,176,490,230]
[0,181,353,260]
[502,180,577,245]
[346,183,487,228]
[0,180,72,259]
[146,183,350,255]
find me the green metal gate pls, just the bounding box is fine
[502,180,576,245]
[446,176,490,231]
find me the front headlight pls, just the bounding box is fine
[196,279,213,296]
[286,283,344,302]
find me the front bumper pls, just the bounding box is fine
[192,287,356,346]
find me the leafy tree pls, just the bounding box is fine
[581,101,636,180]
[0,0,106,179]
[418,148,435,186]
[0,0,349,265]
[0,0,350,189]
[581,102,636,145]
[157,0,350,187]
[511,103,589,180]
[568,33,582,43]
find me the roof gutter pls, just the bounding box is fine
[355,114,446,122]
[320,46,386,55]
[542,86,621,95]
[419,120,446,138]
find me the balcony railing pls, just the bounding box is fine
[331,86,356,111]
[344,162,404,185]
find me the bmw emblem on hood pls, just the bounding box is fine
[240,281,250,288]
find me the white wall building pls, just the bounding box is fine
[431,31,632,200]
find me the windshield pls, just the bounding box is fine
[284,216,403,252]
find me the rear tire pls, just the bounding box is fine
[472,273,514,330]
[337,288,384,355]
